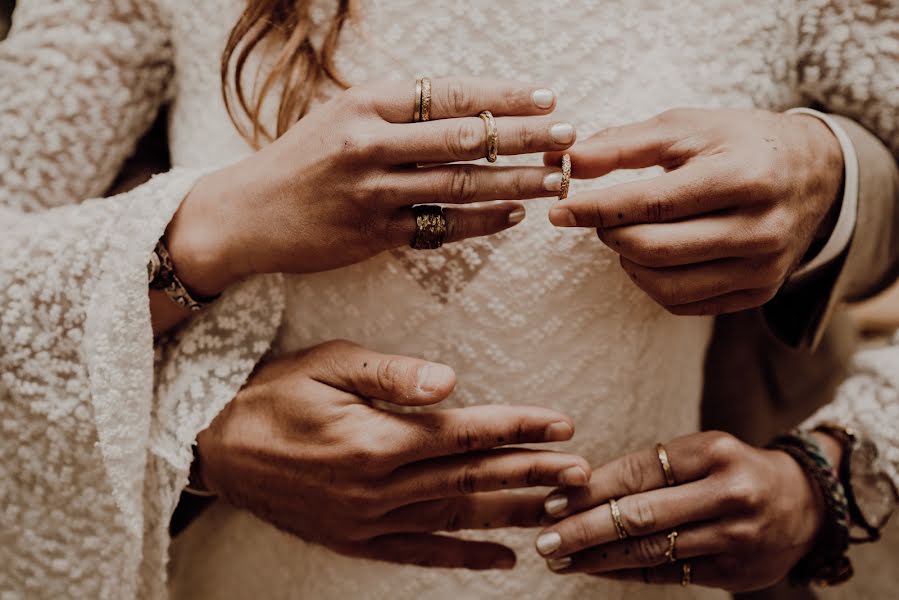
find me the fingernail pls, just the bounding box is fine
[543,171,563,192]
[536,531,562,556]
[495,555,516,570]
[544,493,569,517]
[508,207,526,224]
[559,465,589,487]
[547,557,572,571]
[416,363,454,393]
[532,88,555,109]
[544,421,573,442]
[548,207,577,227]
[551,123,575,144]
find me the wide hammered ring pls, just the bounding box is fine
[656,443,677,487]
[479,110,499,162]
[410,205,447,250]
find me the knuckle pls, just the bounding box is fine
[720,522,762,549]
[346,439,390,469]
[445,122,484,158]
[633,534,668,566]
[446,80,477,116]
[616,453,648,496]
[443,210,466,242]
[719,475,764,513]
[567,516,597,548]
[342,86,375,111]
[338,130,380,161]
[455,463,479,495]
[623,497,657,534]
[702,431,743,466]
[524,462,543,487]
[454,423,478,452]
[446,166,479,203]
[375,357,409,395]
[643,196,676,223]
[515,123,539,151]
[443,502,464,532]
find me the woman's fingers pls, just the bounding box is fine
[383,116,575,164]
[356,533,517,570]
[591,557,718,587]
[387,165,562,206]
[374,491,547,535]
[388,202,527,248]
[536,481,721,558]
[542,435,714,520]
[548,160,744,229]
[362,77,557,123]
[547,523,725,574]
[386,449,592,504]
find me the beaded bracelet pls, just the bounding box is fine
[767,431,853,587]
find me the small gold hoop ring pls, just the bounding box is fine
[479,110,499,163]
[559,153,571,200]
[664,530,678,563]
[420,77,432,122]
[410,205,447,250]
[413,78,423,122]
[609,499,629,540]
[681,561,692,587]
[656,443,676,487]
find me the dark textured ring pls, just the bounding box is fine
[410,205,447,250]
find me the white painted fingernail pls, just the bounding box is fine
[416,364,454,393]
[508,207,526,224]
[543,171,563,192]
[532,88,555,109]
[547,557,572,571]
[536,532,562,555]
[544,494,568,517]
[551,123,575,144]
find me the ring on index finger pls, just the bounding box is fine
[656,443,676,487]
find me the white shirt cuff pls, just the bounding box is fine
[786,107,859,280]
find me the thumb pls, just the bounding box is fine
[543,112,686,179]
[308,340,456,406]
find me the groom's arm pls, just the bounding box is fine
[764,115,899,350]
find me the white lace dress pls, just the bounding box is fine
[1,1,897,598]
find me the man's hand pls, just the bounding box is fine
[546,108,844,315]
[195,340,590,570]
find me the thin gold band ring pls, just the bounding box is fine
[479,110,499,163]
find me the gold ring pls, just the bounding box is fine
[681,561,692,586]
[664,530,678,563]
[413,78,423,122]
[559,153,571,200]
[656,443,676,487]
[479,110,499,163]
[609,499,629,540]
[410,205,447,250]
[420,77,432,122]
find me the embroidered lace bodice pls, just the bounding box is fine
[1,1,897,598]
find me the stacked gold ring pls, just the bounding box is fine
[681,562,692,586]
[413,77,432,122]
[479,110,499,162]
[609,499,629,540]
[410,205,447,250]
[664,530,678,563]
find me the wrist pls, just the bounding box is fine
[165,170,247,297]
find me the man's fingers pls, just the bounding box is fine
[386,449,591,504]
[596,214,778,268]
[374,491,547,535]
[543,112,687,178]
[548,161,741,229]
[619,256,786,310]
[393,404,577,462]
[667,287,779,316]
[303,340,456,406]
[356,533,517,570]
[362,77,556,123]
[547,523,724,574]
[589,557,719,587]
[536,481,720,558]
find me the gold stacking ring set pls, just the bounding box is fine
[609,443,692,587]
[409,77,570,250]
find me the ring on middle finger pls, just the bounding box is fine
[664,530,678,563]
[479,110,499,163]
[609,498,629,540]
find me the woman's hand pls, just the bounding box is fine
[534,431,831,593]
[195,340,590,570]
[545,108,844,315]
[168,78,575,297]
